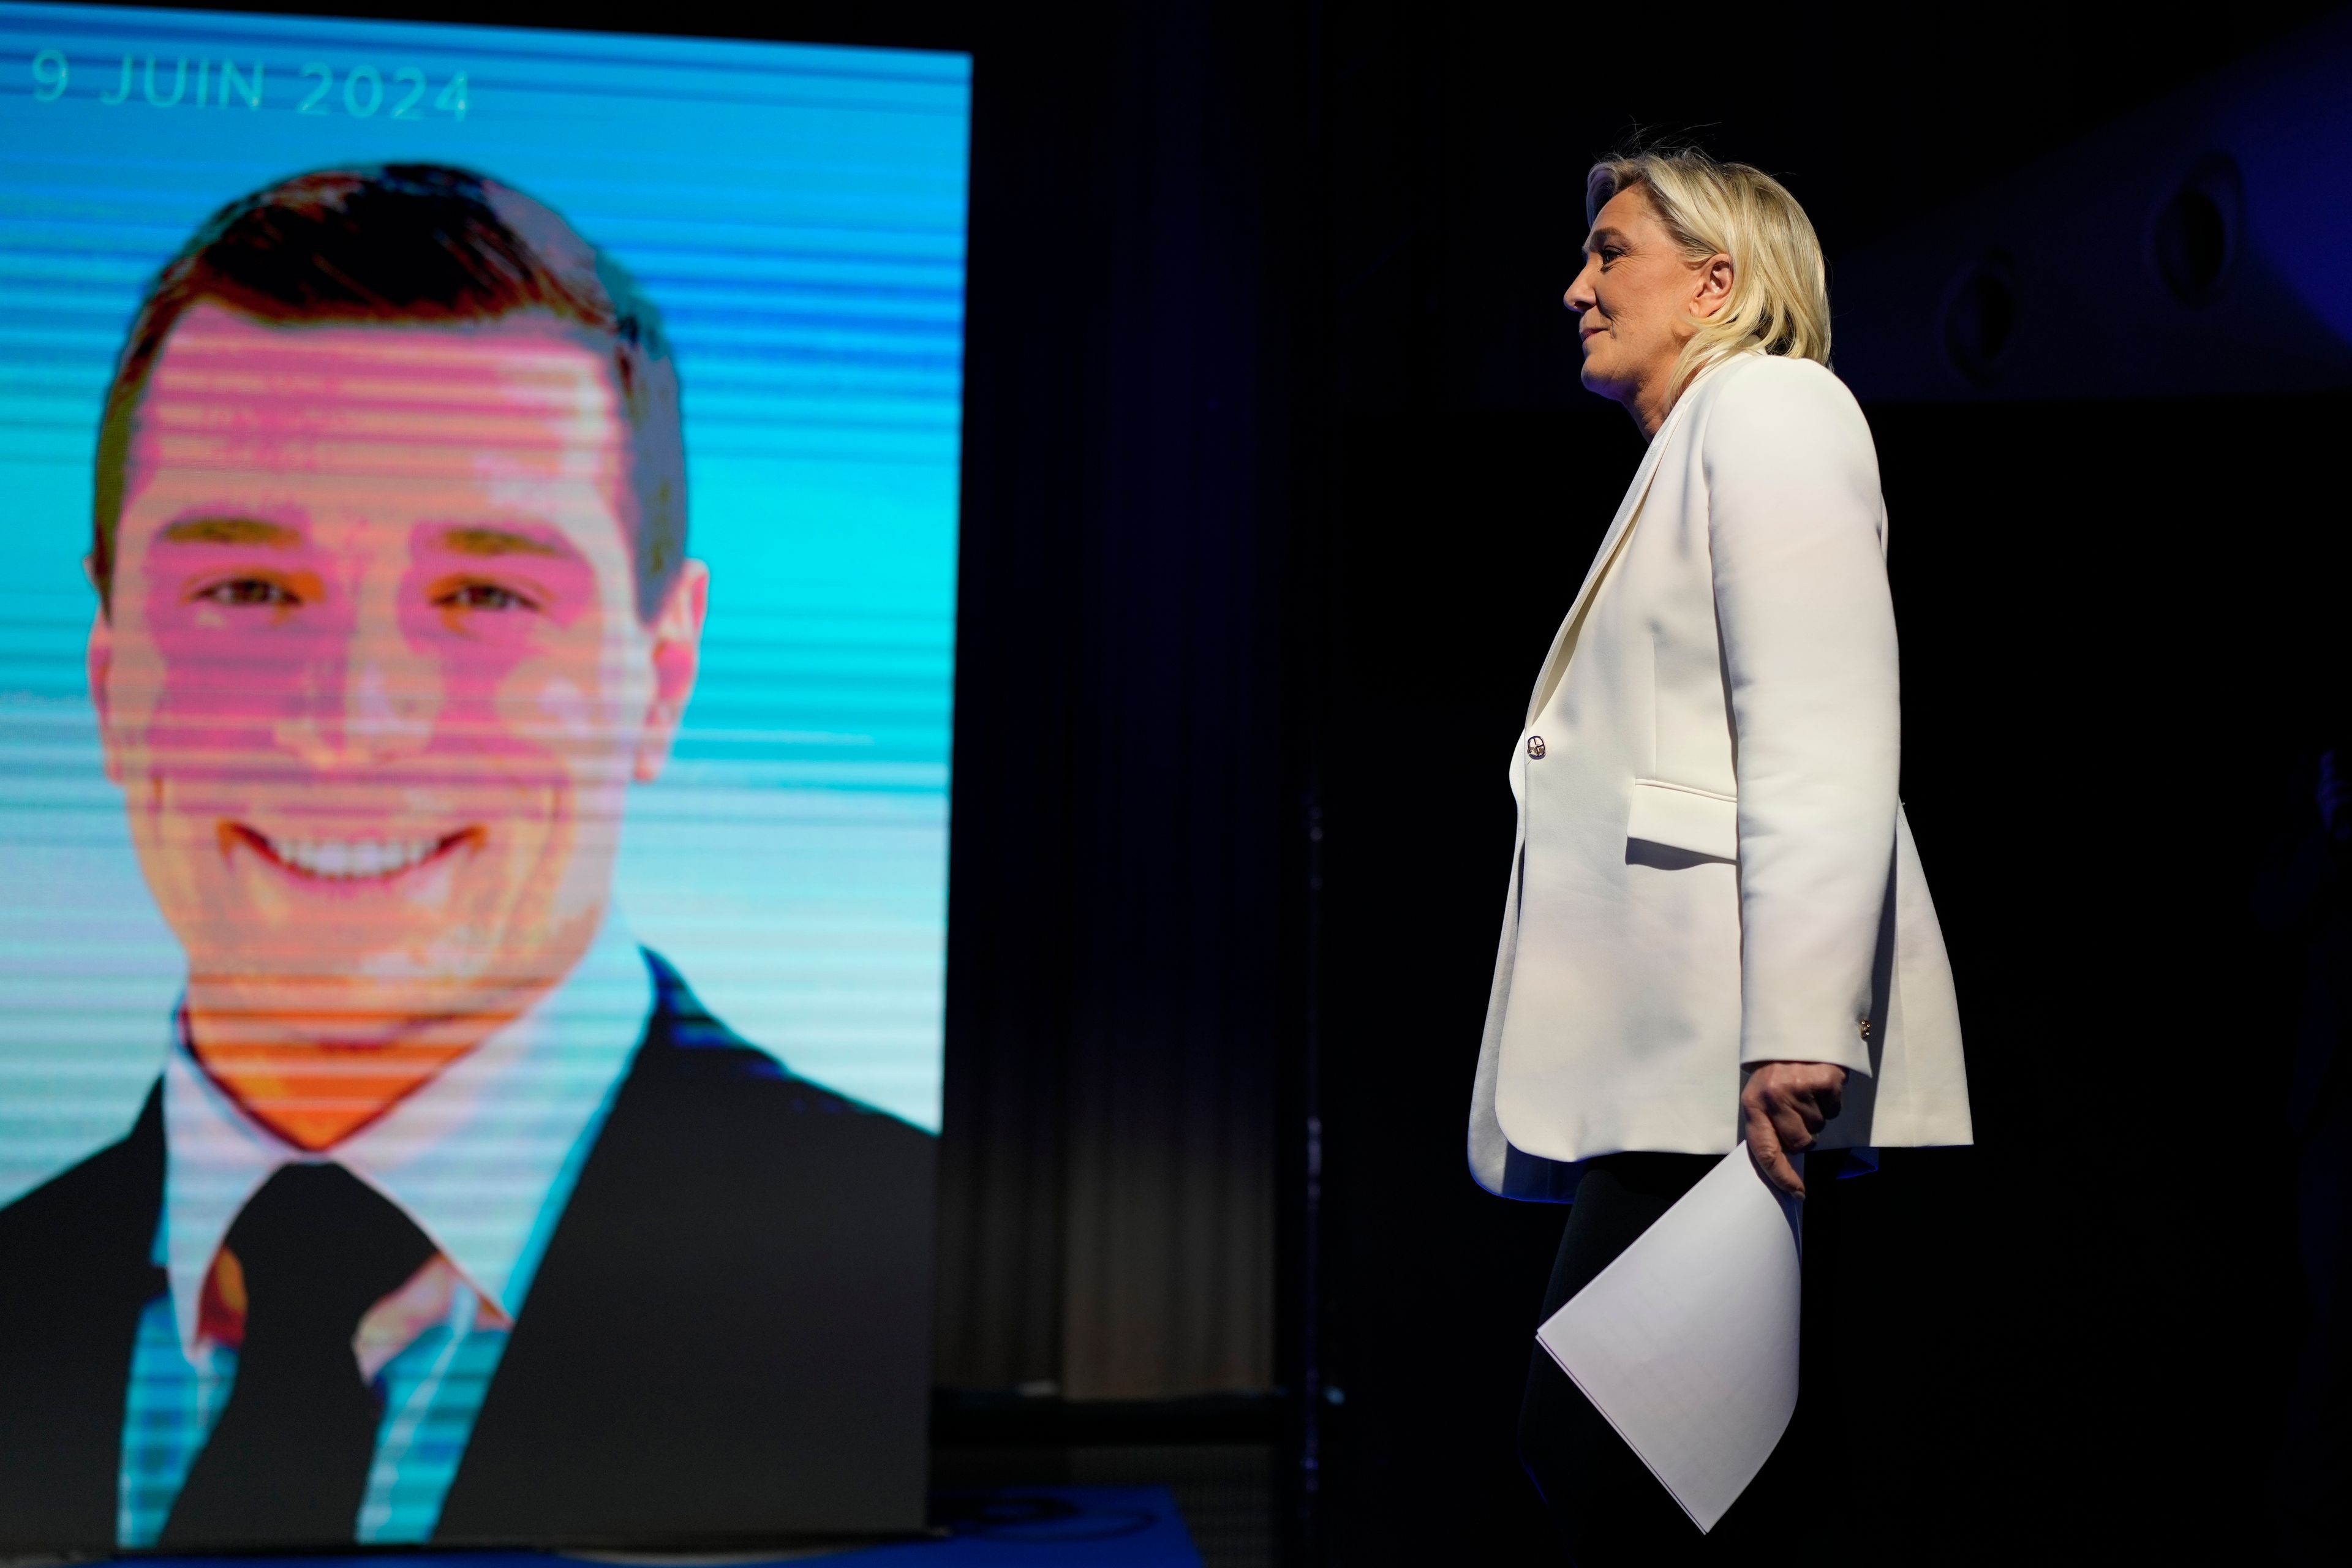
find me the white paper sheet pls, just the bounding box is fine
[1534,1147,1803,1532]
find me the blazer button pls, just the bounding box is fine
[1856,1017,1872,1039]
[1527,736,1547,759]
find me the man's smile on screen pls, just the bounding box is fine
[88,305,707,1150]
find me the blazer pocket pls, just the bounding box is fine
[1626,778,1738,862]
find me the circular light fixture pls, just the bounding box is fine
[1941,251,2018,387]
[2152,154,2243,308]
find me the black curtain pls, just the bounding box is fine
[935,0,1297,1399]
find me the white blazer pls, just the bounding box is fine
[1468,351,1972,1201]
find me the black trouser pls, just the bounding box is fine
[1517,1151,1845,1567]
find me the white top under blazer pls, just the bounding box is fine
[1468,350,1973,1201]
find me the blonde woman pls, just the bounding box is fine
[1466,149,1973,1557]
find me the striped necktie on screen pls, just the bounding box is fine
[158,1163,436,1548]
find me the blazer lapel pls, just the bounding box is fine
[437,953,937,1542]
[1523,366,1718,726]
[433,992,676,1539]
[0,1085,168,1553]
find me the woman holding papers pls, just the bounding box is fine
[1465,146,1973,1559]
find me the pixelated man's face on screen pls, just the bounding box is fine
[89,306,705,1061]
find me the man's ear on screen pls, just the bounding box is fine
[635,557,708,784]
[85,565,121,785]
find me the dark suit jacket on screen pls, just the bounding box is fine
[0,951,938,1552]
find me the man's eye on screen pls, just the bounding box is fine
[192,578,300,608]
[437,581,541,613]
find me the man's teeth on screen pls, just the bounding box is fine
[263,835,451,881]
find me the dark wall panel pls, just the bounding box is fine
[938,0,1288,1400]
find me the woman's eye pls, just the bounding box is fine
[439,582,538,612]
[194,578,298,607]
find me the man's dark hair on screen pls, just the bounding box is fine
[91,162,685,621]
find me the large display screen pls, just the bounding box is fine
[0,1,967,1550]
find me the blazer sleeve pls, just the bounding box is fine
[1703,357,1898,1076]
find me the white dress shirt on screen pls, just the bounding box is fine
[120,914,654,1545]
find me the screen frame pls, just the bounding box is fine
[0,3,984,1548]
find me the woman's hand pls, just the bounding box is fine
[1741,1061,1847,1199]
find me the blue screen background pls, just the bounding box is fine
[0,1,969,1206]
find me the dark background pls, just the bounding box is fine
[1302,8,2350,1559]
[126,1,2352,1560]
[1085,4,2352,1558]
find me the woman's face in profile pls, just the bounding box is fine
[1563,187,1711,409]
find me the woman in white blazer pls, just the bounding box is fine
[1483,149,1972,1561]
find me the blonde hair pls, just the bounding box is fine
[1585,147,1830,393]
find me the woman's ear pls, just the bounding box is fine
[1693,253,1735,320]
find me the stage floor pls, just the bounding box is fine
[115,1487,1202,1567]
